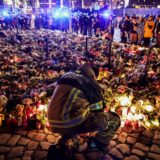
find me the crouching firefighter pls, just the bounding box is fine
[47,64,120,159]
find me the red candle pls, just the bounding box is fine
[11,118,18,127]
[6,118,11,128]
[133,120,139,130]
[125,120,132,127]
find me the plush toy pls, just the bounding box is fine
[0,95,8,113]
[0,95,8,127]
[15,104,24,126]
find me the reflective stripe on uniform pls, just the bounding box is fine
[62,88,77,120]
[89,101,103,111]
[62,88,81,120]
[49,109,90,128]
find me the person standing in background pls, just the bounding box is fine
[119,15,130,43]
[129,16,138,44]
[137,16,144,45]
[143,16,155,47]
[155,15,160,48]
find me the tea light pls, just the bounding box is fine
[0,114,5,127]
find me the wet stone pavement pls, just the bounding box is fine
[0,127,160,160]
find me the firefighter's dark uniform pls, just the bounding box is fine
[48,65,120,146]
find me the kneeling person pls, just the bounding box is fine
[48,64,120,150]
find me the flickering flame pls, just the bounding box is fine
[130,106,136,113]
[138,114,143,120]
[121,120,125,127]
[122,107,128,119]
[119,96,131,106]
[127,112,134,120]
[46,122,50,127]
[152,120,159,127]
[134,114,139,120]
[121,74,125,78]
[14,56,19,62]
[145,121,151,128]
[145,105,154,112]
[29,113,33,117]
[38,105,47,111]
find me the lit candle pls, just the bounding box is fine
[122,107,128,119]
[134,113,143,127]
[0,114,5,127]
[133,120,139,130]
[143,115,151,129]
[145,105,154,112]
[138,100,144,106]
[127,112,134,121]
[125,119,132,127]
[119,96,131,106]
[121,120,125,127]
[46,121,50,128]
[125,112,134,128]
[17,117,22,127]
[152,116,159,127]
[145,121,151,129]
[130,106,136,113]
[36,120,42,130]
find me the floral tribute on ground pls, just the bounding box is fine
[0,29,159,131]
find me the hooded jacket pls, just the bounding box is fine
[144,20,155,38]
[48,65,105,130]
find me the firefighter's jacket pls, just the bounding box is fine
[48,71,104,130]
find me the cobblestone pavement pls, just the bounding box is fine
[0,126,160,160]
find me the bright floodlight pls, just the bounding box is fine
[63,11,69,17]
[55,10,61,18]
[2,10,9,17]
[124,0,129,8]
[52,8,69,18]
[103,10,110,18]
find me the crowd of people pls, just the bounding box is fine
[0,12,116,38]
[119,14,160,47]
[0,12,160,48]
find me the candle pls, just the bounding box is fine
[121,120,125,127]
[46,121,50,128]
[22,117,28,129]
[130,106,136,113]
[145,105,154,112]
[152,116,159,127]
[12,118,18,127]
[143,115,152,129]
[119,96,131,106]
[145,121,151,129]
[97,67,104,81]
[134,113,143,127]
[122,107,128,119]
[103,68,109,78]
[125,120,132,127]
[36,120,42,130]
[127,112,134,121]
[17,117,22,127]
[0,114,5,127]
[133,120,139,130]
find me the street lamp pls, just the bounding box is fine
[60,0,63,8]
[82,0,84,8]
[69,0,72,32]
[110,0,113,10]
[123,0,129,16]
